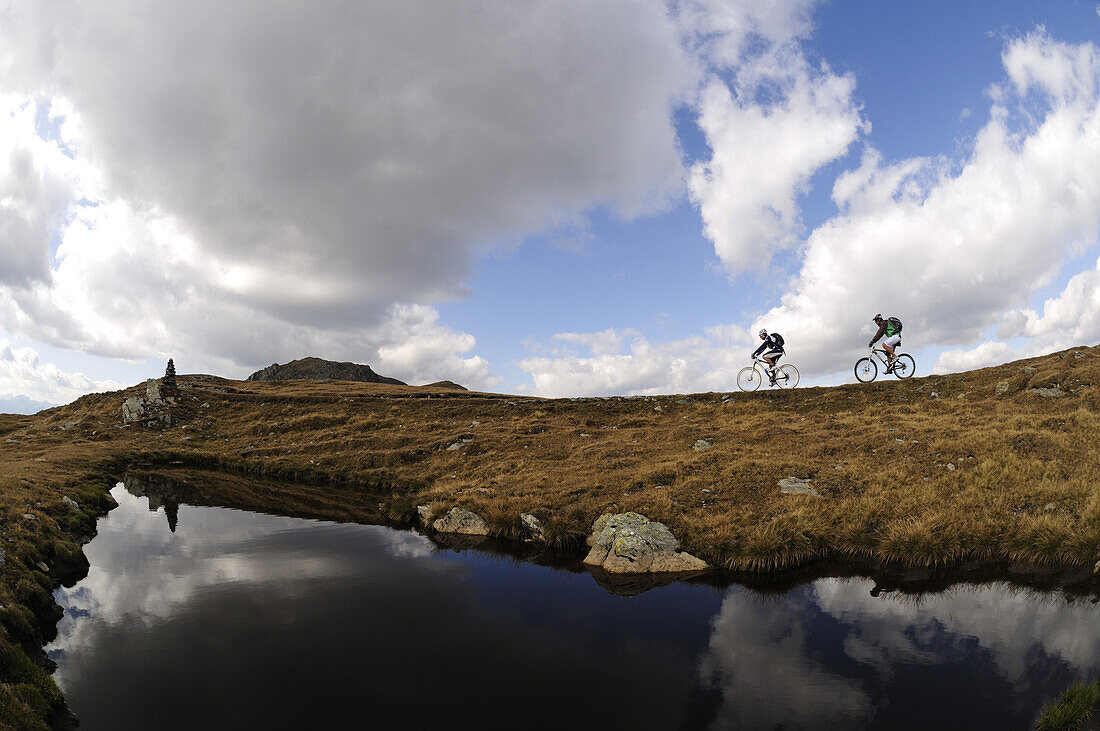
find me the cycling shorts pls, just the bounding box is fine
[882,334,901,349]
[761,349,784,361]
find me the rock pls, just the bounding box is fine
[446,437,472,451]
[995,381,1010,394]
[930,391,940,399]
[146,378,163,402]
[779,477,819,496]
[1043,502,1056,512]
[583,512,707,574]
[1023,365,1037,373]
[432,507,490,536]
[58,420,80,431]
[1074,352,1086,359]
[520,513,545,542]
[416,505,435,527]
[35,561,49,573]
[946,463,956,471]
[22,513,35,521]
[0,547,5,566]
[122,396,146,423]
[1095,559,1099,576]
[1029,387,1064,397]
[692,439,712,452]
[63,496,80,511]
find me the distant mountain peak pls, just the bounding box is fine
[246,357,406,385]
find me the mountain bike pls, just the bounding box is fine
[737,356,799,392]
[854,346,915,382]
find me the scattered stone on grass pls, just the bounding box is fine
[520,513,545,542]
[35,561,49,573]
[446,437,472,451]
[416,504,435,527]
[22,513,35,521]
[693,439,712,452]
[63,496,79,511]
[1029,387,1065,397]
[1023,365,1037,373]
[583,512,707,574]
[1043,503,1056,512]
[432,507,489,536]
[0,547,5,566]
[930,391,940,399]
[995,381,1010,395]
[778,477,819,496]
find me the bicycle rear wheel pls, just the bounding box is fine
[776,364,799,389]
[854,357,877,383]
[736,366,762,392]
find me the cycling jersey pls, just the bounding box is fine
[870,318,901,344]
[753,334,785,357]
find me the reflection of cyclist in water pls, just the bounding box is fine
[869,314,903,372]
[753,329,785,385]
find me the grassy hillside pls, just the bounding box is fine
[0,345,1098,726]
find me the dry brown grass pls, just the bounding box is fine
[0,346,1099,725]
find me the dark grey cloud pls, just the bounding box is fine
[1,0,694,321]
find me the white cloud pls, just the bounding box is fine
[0,0,697,384]
[933,341,1021,374]
[1011,255,1100,345]
[749,31,1100,377]
[519,326,754,397]
[0,339,123,406]
[686,0,866,274]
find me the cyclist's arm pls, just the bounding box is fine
[752,341,767,357]
[868,322,887,345]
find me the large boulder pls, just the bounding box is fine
[583,512,707,574]
[121,379,172,426]
[432,507,490,536]
[122,396,145,423]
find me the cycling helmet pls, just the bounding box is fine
[872,314,883,322]
[758,328,768,338]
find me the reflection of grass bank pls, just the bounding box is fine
[0,346,1099,726]
[1037,680,1099,730]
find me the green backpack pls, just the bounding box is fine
[886,317,903,336]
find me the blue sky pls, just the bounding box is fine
[1,0,1100,410]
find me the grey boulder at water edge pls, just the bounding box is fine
[583,512,707,574]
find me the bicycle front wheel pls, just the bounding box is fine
[892,353,916,379]
[854,357,877,383]
[736,366,762,392]
[776,364,799,389]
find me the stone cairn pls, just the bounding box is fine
[162,358,179,399]
[121,359,178,427]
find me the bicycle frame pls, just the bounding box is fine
[869,346,895,367]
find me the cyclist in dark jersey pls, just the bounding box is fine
[753,329,785,385]
[869,314,902,372]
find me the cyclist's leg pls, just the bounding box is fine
[764,351,782,382]
[882,335,901,369]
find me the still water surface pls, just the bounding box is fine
[47,483,1100,729]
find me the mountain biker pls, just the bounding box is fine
[753,329,785,385]
[869,314,903,372]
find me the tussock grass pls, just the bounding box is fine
[1036,681,1100,730]
[0,349,1099,726]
